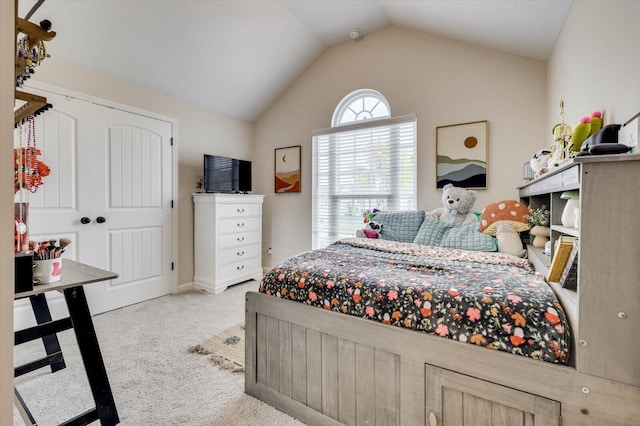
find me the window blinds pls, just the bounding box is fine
[312,115,417,249]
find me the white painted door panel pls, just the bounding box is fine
[85,103,173,314]
[15,95,90,327]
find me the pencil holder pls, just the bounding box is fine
[33,259,62,284]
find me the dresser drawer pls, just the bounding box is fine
[219,257,261,278]
[218,244,260,266]
[218,217,260,234]
[218,230,260,249]
[217,203,261,218]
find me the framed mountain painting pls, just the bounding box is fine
[274,145,301,193]
[436,120,488,189]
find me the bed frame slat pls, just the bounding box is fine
[291,324,307,404]
[306,329,323,412]
[355,344,375,425]
[337,338,356,426]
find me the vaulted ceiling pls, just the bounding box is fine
[20,0,573,122]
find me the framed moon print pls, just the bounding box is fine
[436,120,488,189]
[274,145,301,193]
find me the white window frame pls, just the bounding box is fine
[331,88,391,127]
[312,113,417,249]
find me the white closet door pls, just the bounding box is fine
[84,103,173,314]
[16,91,174,327]
[15,95,89,327]
[27,94,89,263]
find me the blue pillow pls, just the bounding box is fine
[439,223,498,252]
[413,216,455,246]
[374,210,426,243]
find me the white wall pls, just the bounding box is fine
[254,26,548,265]
[547,1,640,130]
[31,59,254,286]
[0,0,15,418]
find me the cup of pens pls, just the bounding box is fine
[31,238,69,284]
[33,259,62,284]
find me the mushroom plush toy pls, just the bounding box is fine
[480,200,531,257]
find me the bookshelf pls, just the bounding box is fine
[519,154,640,388]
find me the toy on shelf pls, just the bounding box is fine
[550,100,572,166]
[530,148,553,178]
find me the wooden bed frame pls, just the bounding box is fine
[245,292,638,425]
[245,156,640,425]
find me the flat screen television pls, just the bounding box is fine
[204,154,252,193]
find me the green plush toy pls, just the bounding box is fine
[570,116,591,151]
[589,111,603,136]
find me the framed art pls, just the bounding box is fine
[274,145,301,193]
[436,120,488,189]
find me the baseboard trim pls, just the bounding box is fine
[175,282,194,293]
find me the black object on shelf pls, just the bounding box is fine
[15,252,34,293]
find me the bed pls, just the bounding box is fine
[245,212,640,425]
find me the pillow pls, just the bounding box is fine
[439,222,498,252]
[374,210,426,243]
[379,226,402,242]
[413,216,455,246]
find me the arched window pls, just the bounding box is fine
[331,89,391,127]
[312,90,417,248]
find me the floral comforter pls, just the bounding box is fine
[259,238,570,364]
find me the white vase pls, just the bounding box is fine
[561,198,580,228]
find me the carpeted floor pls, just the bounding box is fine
[13,281,305,425]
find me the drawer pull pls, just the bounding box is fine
[237,237,245,242]
[237,222,245,228]
[236,265,245,271]
[429,412,437,426]
[237,251,245,256]
[237,208,245,213]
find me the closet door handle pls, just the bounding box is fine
[81,217,91,224]
[96,216,106,224]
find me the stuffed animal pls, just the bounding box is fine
[356,220,382,238]
[570,117,592,151]
[589,111,603,136]
[530,148,553,178]
[429,184,478,225]
[362,208,379,223]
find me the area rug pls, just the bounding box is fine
[188,323,245,373]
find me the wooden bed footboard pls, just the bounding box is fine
[245,292,640,426]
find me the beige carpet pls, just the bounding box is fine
[189,323,245,372]
[13,281,304,425]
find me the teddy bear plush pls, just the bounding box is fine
[429,184,478,225]
[356,220,382,238]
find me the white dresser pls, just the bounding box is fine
[193,193,264,294]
